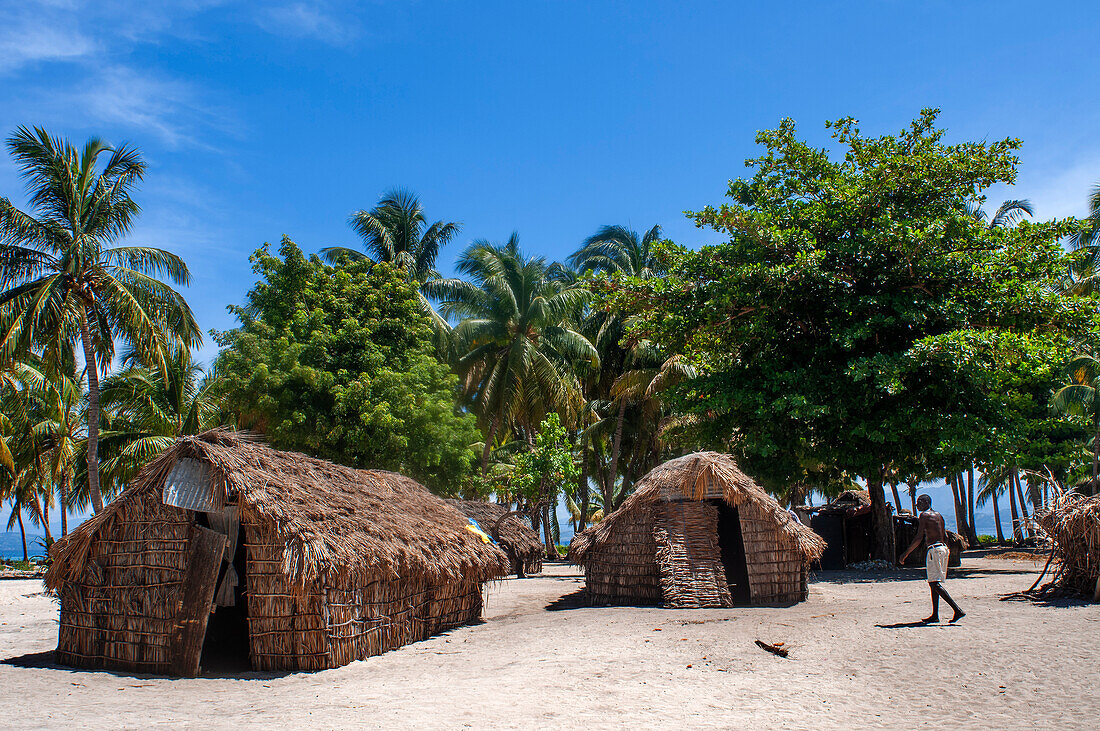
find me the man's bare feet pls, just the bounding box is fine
[921,616,938,624]
[949,610,965,623]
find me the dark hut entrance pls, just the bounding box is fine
[710,500,751,604]
[199,525,251,673]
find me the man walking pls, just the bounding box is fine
[899,494,965,623]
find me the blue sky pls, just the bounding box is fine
[3,2,1093,546]
[2,1,1099,366]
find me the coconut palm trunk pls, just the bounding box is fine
[606,399,627,501]
[1007,479,1022,542]
[908,482,917,514]
[80,312,105,513]
[1013,471,1030,538]
[991,488,1005,544]
[890,482,903,513]
[59,472,69,536]
[967,467,978,544]
[15,502,27,562]
[578,439,589,531]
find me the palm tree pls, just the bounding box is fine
[1051,354,1100,493]
[569,223,664,278]
[1065,184,1100,295]
[426,233,598,470]
[0,127,200,513]
[320,189,460,348]
[25,359,83,536]
[968,198,1034,229]
[96,347,222,489]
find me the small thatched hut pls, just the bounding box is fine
[446,500,543,576]
[568,452,825,607]
[46,430,507,676]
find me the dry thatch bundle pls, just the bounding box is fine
[46,429,507,675]
[1031,492,1100,599]
[569,452,825,608]
[445,500,543,576]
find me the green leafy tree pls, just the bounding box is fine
[320,188,460,350]
[605,110,1094,559]
[214,237,479,495]
[0,127,200,513]
[513,413,579,558]
[1051,353,1100,493]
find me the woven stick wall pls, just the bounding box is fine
[580,504,661,605]
[1032,493,1100,597]
[654,500,733,608]
[55,496,191,673]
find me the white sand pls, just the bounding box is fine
[1,557,1097,729]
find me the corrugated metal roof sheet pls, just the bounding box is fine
[162,457,221,512]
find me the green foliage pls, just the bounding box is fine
[605,110,1097,492]
[513,413,579,503]
[214,237,480,495]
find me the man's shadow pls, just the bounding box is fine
[875,620,962,629]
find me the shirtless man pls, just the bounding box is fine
[899,495,965,623]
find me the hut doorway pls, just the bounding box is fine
[199,531,251,673]
[711,500,751,604]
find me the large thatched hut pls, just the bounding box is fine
[446,500,543,576]
[46,430,507,676]
[568,452,825,607]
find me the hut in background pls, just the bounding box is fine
[808,491,964,569]
[446,500,543,576]
[568,452,825,608]
[46,430,506,676]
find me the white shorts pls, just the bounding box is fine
[926,543,949,583]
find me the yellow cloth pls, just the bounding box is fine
[926,543,949,583]
[465,523,491,543]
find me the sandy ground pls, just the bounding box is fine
[1,557,1097,730]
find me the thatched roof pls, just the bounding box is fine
[569,452,825,563]
[48,430,507,591]
[445,500,542,561]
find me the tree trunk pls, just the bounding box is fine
[1093,415,1099,494]
[1007,478,1022,542]
[1013,470,1030,539]
[578,440,589,531]
[606,399,627,501]
[991,488,1005,544]
[15,503,28,562]
[40,493,52,543]
[59,472,70,536]
[541,489,555,560]
[908,482,917,515]
[866,469,895,561]
[890,482,903,514]
[950,475,968,537]
[80,311,105,513]
[480,414,499,474]
[967,467,978,545]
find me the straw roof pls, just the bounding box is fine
[48,430,507,592]
[570,452,825,563]
[445,500,542,560]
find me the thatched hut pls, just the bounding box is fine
[445,500,543,577]
[568,452,825,607]
[46,430,507,676]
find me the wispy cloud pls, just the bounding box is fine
[256,2,360,44]
[0,5,97,73]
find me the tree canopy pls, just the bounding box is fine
[602,110,1097,557]
[214,237,480,495]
